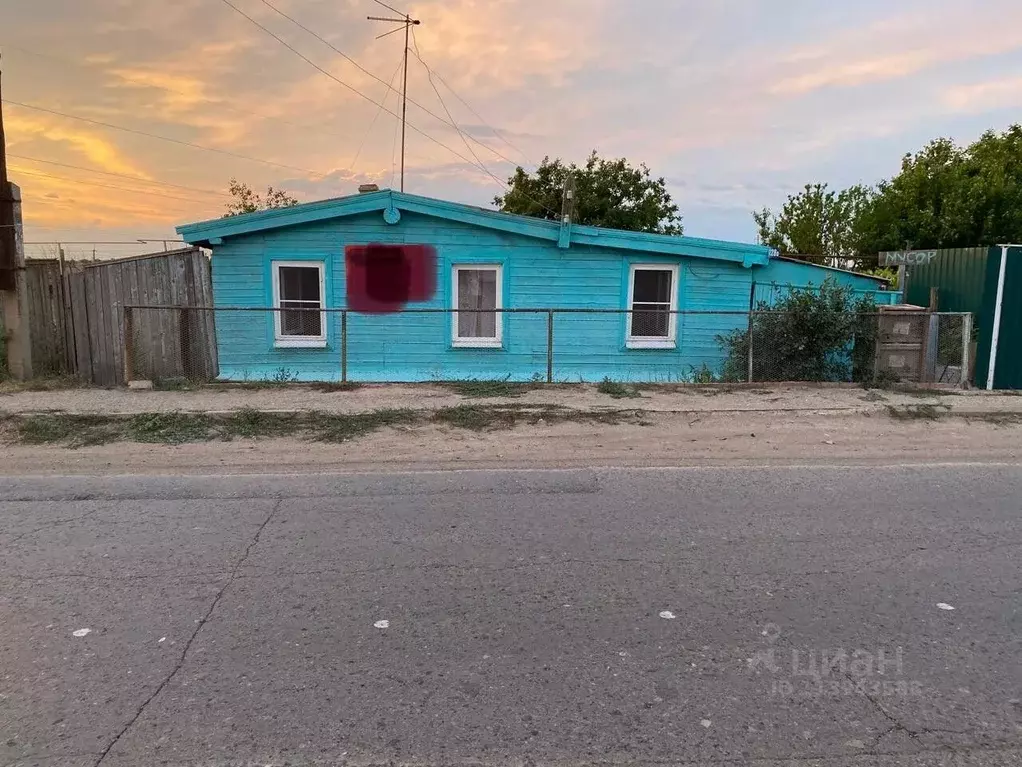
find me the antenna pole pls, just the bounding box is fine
[400,16,409,192]
[368,9,420,193]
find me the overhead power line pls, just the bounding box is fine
[216,0,512,192]
[0,42,361,145]
[25,241,184,245]
[10,167,220,207]
[247,0,523,173]
[414,45,492,185]
[9,155,231,199]
[410,30,533,169]
[2,99,324,177]
[349,57,404,170]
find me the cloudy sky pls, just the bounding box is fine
[4,0,1022,259]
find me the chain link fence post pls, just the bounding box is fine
[546,310,554,383]
[746,309,755,383]
[961,312,973,390]
[341,309,348,383]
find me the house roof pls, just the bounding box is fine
[774,255,891,286]
[177,189,773,268]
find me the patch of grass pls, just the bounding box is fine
[17,413,122,447]
[128,412,215,444]
[962,411,1022,426]
[3,403,652,449]
[885,403,951,421]
[859,371,903,391]
[891,386,962,398]
[440,378,541,398]
[309,408,423,443]
[223,381,288,391]
[153,377,195,392]
[0,375,89,394]
[860,390,888,403]
[309,382,364,393]
[433,404,514,430]
[597,378,641,399]
[221,409,301,439]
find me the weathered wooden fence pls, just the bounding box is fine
[23,247,217,385]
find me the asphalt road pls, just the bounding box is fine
[1,465,1020,766]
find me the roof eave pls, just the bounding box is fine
[177,190,395,244]
[175,190,771,266]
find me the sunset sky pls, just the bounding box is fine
[4,0,1022,259]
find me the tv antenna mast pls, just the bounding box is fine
[368,2,421,192]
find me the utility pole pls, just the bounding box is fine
[368,7,421,193]
[0,57,32,379]
[0,55,16,291]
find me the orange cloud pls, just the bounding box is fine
[6,110,152,179]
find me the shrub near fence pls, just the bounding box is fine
[718,282,881,384]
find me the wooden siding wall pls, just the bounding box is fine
[24,248,217,385]
[211,211,756,383]
[209,211,903,383]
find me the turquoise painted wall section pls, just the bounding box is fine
[754,259,900,306]
[210,211,884,382]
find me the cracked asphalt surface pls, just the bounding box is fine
[1,465,1020,766]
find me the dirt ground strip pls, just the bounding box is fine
[3,381,1022,416]
[2,408,1019,476]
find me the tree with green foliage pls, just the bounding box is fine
[754,124,1022,266]
[224,178,299,217]
[494,151,683,234]
[753,183,875,267]
[859,126,1022,252]
[718,280,878,383]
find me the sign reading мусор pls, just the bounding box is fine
[879,250,938,267]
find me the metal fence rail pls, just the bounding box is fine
[122,306,973,388]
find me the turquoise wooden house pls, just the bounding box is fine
[177,189,894,383]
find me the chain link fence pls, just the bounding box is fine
[123,306,972,388]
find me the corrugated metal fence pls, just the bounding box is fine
[23,247,217,385]
[902,246,1022,389]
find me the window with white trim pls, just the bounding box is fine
[272,261,326,347]
[452,265,502,347]
[627,264,679,349]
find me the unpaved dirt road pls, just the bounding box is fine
[1,409,1019,476]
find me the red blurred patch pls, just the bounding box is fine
[346,244,437,313]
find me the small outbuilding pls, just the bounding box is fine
[177,189,894,383]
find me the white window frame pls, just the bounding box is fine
[452,264,503,348]
[271,260,327,348]
[626,263,679,349]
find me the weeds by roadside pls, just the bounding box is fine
[597,378,641,399]
[0,375,91,395]
[439,378,545,398]
[885,404,952,420]
[309,382,364,393]
[4,404,648,449]
[961,412,1022,425]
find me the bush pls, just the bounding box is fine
[718,280,878,383]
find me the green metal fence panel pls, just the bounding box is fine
[903,246,1003,388]
[903,247,992,311]
[988,247,1022,389]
